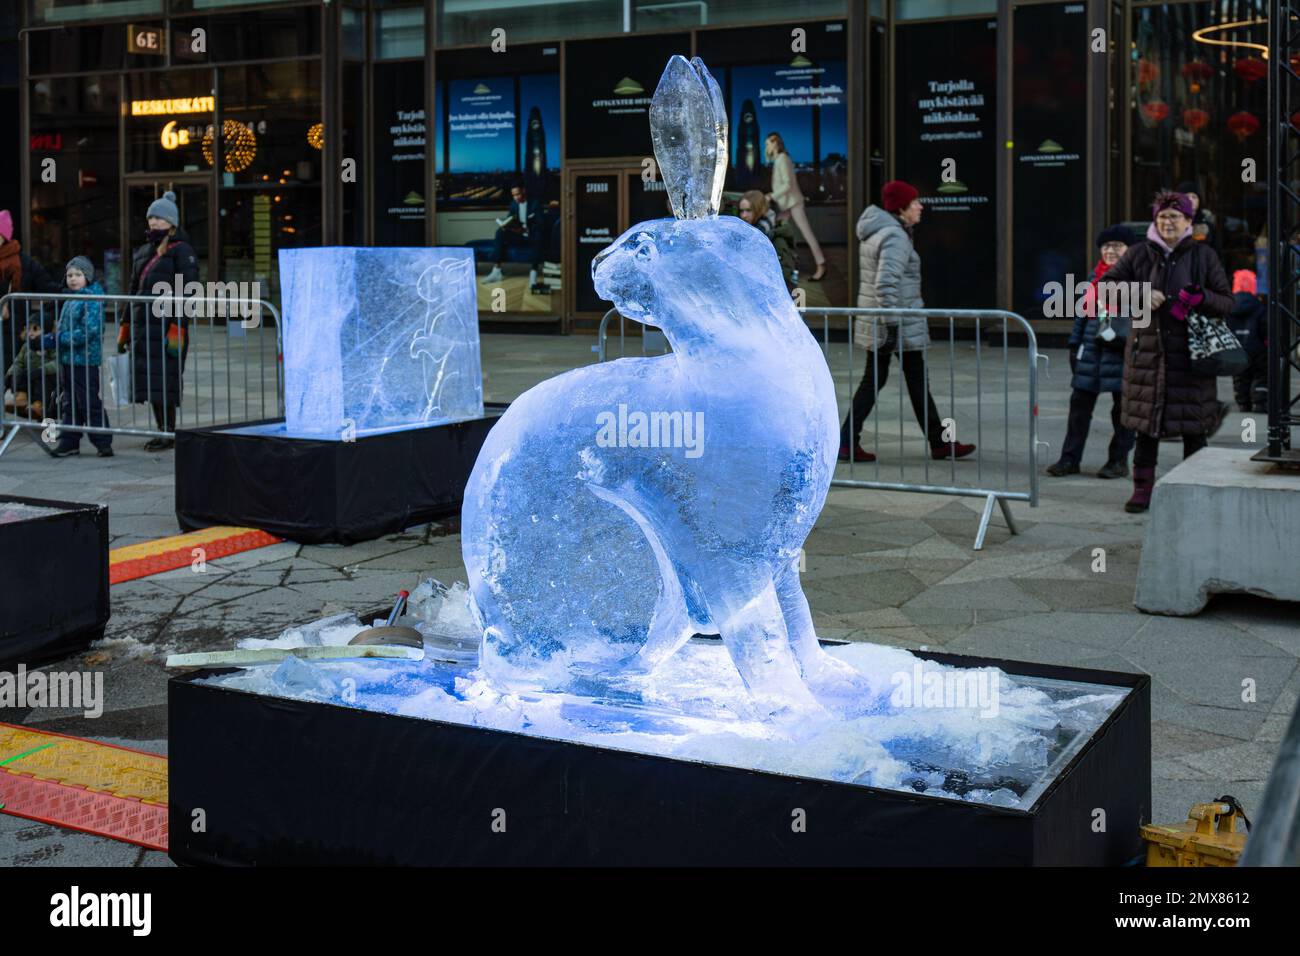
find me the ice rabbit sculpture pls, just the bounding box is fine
[461,56,874,716]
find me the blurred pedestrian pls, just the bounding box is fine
[839,180,976,463]
[1226,269,1268,412]
[738,190,797,290]
[1099,190,1234,513]
[1046,224,1136,478]
[47,256,112,458]
[117,191,196,452]
[1175,180,1221,259]
[765,133,826,282]
[0,208,61,378]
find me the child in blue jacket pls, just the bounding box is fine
[45,257,113,457]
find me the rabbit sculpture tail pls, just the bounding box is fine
[459,55,882,720]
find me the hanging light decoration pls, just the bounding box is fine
[1182,108,1210,133]
[1137,58,1159,87]
[307,122,324,150]
[1233,56,1267,83]
[1227,110,1260,142]
[1140,100,1170,124]
[202,119,257,173]
[1180,60,1213,94]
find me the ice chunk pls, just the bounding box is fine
[269,655,339,700]
[238,612,363,650]
[279,247,482,438]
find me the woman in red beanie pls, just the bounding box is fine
[839,181,976,462]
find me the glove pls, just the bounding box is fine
[1169,284,1204,322]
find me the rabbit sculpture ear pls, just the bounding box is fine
[650,55,728,220]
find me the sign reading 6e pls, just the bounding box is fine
[160,121,191,150]
[128,25,165,55]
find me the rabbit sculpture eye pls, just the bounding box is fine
[460,55,881,719]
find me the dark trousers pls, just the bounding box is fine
[1232,351,1268,409]
[1059,388,1134,466]
[840,343,945,447]
[1133,431,1206,469]
[150,400,176,432]
[57,363,112,450]
[491,225,545,269]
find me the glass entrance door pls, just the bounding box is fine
[122,175,215,292]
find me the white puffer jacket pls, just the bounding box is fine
[853,204,929,351]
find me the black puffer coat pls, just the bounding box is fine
[1069,259,1126,395]
[1101,233,1233,437]
[126,228,198,406]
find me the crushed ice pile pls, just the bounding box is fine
[0,501,68,525]
[198,581,1126,809]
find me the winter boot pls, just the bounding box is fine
[1124,466,1156,513]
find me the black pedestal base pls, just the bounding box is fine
[174,405,504,544]
[1,496,109,668]
[168,651,1151,866]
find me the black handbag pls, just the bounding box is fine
[1181,252,1250,377]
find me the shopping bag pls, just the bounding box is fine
[1186,312,1250,377]
[108,352,133,406]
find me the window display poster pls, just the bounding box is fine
[373,60,426,247]
[723,58,848,203]
[565,33,690,160]
[575,174,619,313]
[438,72,560,206]
[1012,3,1088,320]
[895,19,998,309]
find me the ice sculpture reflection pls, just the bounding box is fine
[279,247,482,438]
[461,56,876,716]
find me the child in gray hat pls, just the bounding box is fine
[45,256,113,457]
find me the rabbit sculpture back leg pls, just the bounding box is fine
[461,54,881,718]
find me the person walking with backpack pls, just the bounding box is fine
[1046,225,1136,478]
[1098,190,1233,513]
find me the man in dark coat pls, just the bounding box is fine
[1046,224,1136,478]
[1099,190,1234,513]
[117,191,198,451]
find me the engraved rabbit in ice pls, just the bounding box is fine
[460,56,878,717]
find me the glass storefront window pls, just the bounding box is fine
[29,75,122,291]
[1130,1,1269,274]
[376,0,424,59]
[29,0,162,24]
[633,0,845,31]
[439,0,622,48]
[217,61,323,302]
[896,0,996,19]
[126,70,215,174]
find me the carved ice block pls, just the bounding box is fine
[279,247,482,438]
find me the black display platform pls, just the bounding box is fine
[174,404,506,545]
[168,651,1151,866]
[1,496,109,669]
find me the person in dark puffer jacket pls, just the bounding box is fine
[1226,269,1267,412]
[1046,224,1136,479]
[1099,190,1234,513]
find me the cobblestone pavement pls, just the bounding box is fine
[1,331,1294,865]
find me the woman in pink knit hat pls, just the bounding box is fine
[0,209,62,385]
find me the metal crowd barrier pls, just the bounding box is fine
[0,291,282,458]
[596,306,1047,550]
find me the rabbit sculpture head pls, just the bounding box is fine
[593,55,794,349]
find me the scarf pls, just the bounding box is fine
[1146,222,1193,255]
[0,239,21,297]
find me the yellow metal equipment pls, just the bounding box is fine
[1141,801,1247,867]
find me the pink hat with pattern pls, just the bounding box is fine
[0,210,13,242]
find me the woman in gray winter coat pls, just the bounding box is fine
[839,180,976,462]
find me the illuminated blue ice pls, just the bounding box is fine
[279,247,482,438]
[459,56,881,718]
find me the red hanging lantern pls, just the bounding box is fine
[1182,108,1210,133]
[1137,58,1159,86]
[1233,56,1267,83]
[1291,110,1300,131]
[1180,60,1213,82]
[1140,100,1170,124]
[1227,110,1260,141]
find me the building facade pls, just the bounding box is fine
[17,0,1271,330]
